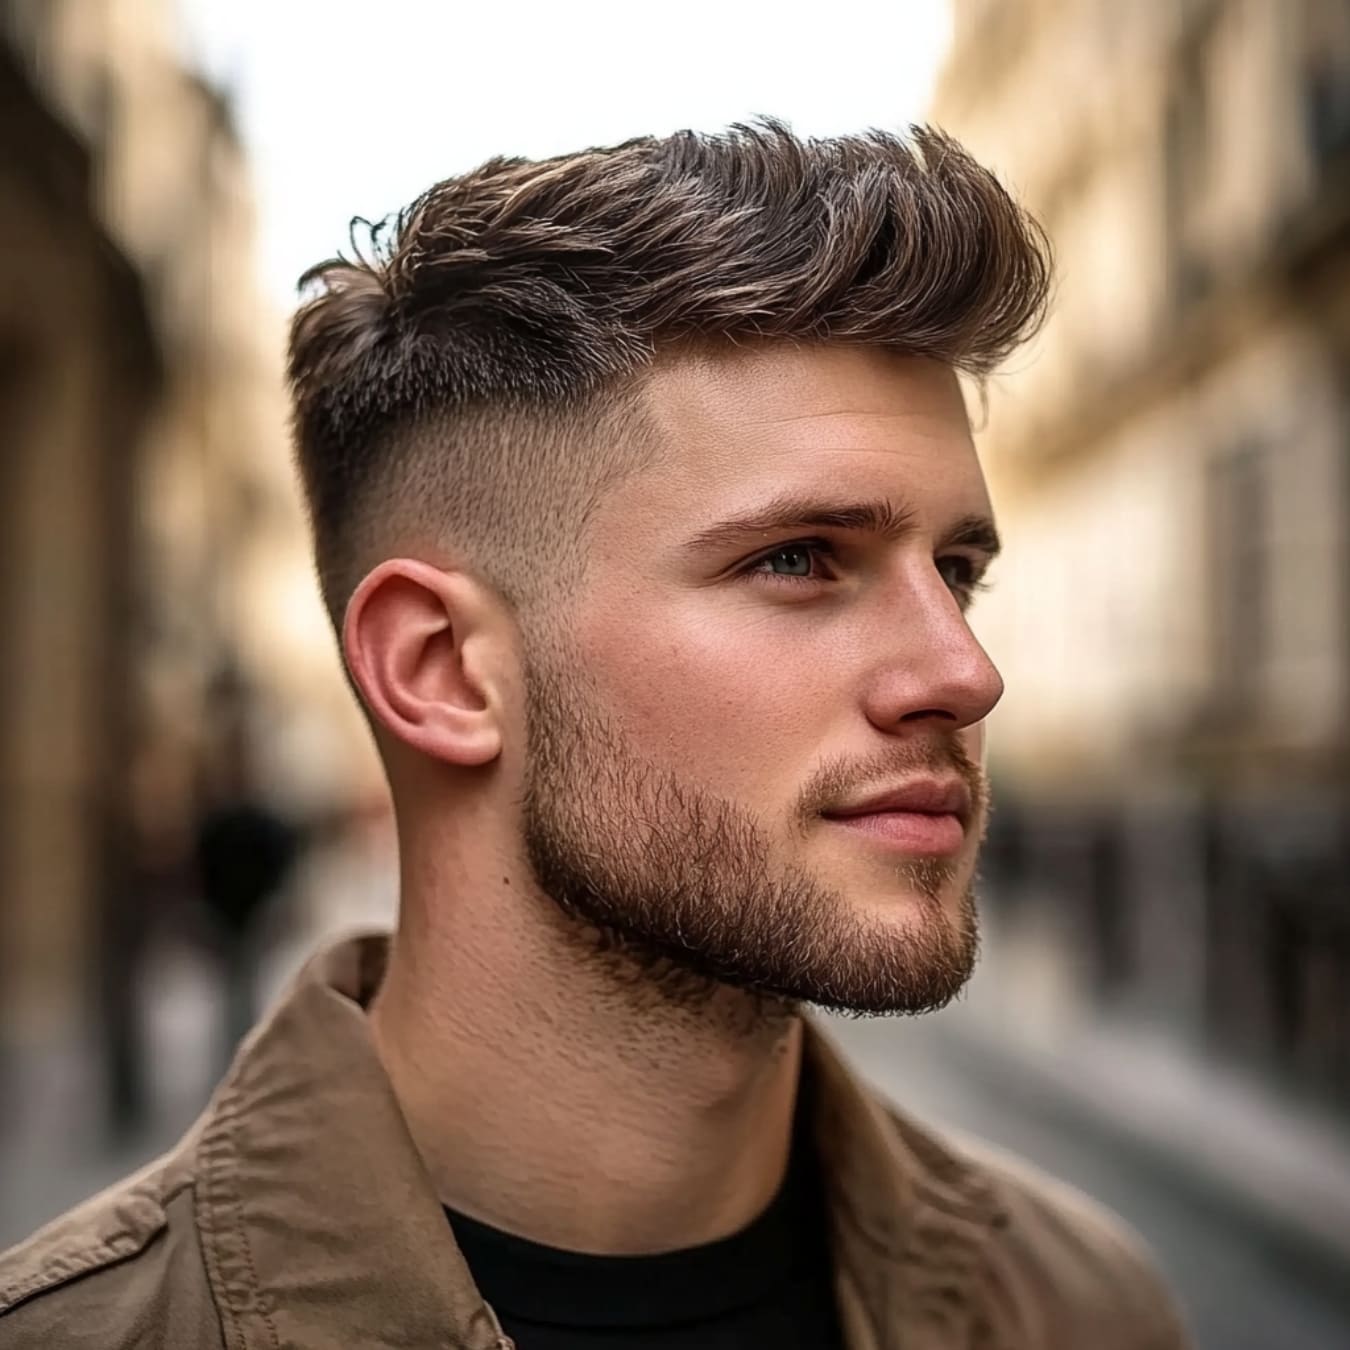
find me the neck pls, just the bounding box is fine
[370,830,803,1255]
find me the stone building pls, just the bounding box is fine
[0,0,374,1134]
[933,0,1350,1107]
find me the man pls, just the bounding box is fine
[0,123,1190,1349]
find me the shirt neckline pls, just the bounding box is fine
[444,1089,828,1329]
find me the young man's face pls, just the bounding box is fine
[519,344,1003,1014]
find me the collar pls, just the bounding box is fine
[190,933,1009,1350]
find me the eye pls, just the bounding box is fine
[936,554,991,604]
[743,540,835,583]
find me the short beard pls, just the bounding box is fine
[520,653,981,1021]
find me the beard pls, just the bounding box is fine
[520,652,984,1019]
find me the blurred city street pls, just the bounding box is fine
[3,2,1349,1347]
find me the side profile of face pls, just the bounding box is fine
[518,344,1003,1016]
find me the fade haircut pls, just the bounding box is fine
[288,120,1051,631]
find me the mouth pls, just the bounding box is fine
[821,809,966,856]
[820,779,971,857]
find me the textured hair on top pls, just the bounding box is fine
[289,120,1052,628]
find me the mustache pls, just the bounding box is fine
[795,736,988,822]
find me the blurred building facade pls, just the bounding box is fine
[937,0,1350,1112]
[0,0,375,1134]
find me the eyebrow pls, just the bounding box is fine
[684,492,1002,558]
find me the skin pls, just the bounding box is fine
[350,344,1004,1254]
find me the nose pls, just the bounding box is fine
[860,583,1004,734]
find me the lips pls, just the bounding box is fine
[822,779,971,823]
[820,778,971,856]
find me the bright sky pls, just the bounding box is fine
[176,0,953,310]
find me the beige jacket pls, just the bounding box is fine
[0,935,1190,1349]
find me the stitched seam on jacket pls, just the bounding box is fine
[198,1085,281,1350]
[0,1179,191,1316]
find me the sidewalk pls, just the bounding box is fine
[832,999,1350,1350]
[0,943,219,1250]
[935,996,1350,1279]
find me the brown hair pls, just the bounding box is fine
[289,120,1051,627]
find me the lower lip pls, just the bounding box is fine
[823,811,966,856]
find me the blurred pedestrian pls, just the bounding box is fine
[193,676,303,1070]
[193,787,300,1064]
[1,124,1190,1349]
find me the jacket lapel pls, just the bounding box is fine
[804,1022,1012,1350]
[193,936,506,1350]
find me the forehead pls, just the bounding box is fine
[625,344,988,527]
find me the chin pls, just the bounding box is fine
[827,848,978,911]
[809,893,981,1016]
[842,888,972,942]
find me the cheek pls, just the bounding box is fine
[580,602,834,789]
[962,721,987,764]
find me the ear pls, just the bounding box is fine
[342,559,505,768]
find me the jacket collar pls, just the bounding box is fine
[804,1023,1014,1347]
[191,934,1007,1350]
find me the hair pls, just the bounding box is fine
[288,119,1052,631]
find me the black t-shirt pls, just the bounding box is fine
[445,1111,846,1349]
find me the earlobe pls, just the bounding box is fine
[343,559,503,768]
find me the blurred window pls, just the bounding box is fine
[1206,443,1269,716]
[1302,0,1350,178]
[1163,12,1217,308]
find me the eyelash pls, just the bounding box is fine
[739,538,838,585]
[739,539,992,604]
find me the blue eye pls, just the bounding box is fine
[762,545,814,576]
[937,555,972,588]
[745,541,834,582]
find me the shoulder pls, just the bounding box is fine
[881,1105,1192,1348]
[0,1144,220,1350]
[969,1130,1187,1335]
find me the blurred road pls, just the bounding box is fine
[4,942,1349,1350]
